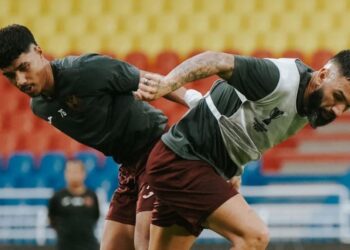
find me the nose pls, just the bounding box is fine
[331,104,346,117]
[15,71,26,87]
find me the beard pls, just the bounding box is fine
[305,88,336,128]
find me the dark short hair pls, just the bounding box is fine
[65,159,86,171]
[0,24,37,69]
[331,50,350,80]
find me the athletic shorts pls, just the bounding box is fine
[106,145,156,225]
[146,140,238,236]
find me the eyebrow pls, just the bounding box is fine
[339,90,350,107]
[4,62,28,74]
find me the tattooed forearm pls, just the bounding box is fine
[165,51,235,87]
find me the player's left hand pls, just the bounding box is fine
[135,73,172,101]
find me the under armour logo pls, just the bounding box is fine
[58,108,67,118]
[253,107,285,133]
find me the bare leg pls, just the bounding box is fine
[204,194,269,250]
[148,224,197,250]
[100,220,135,250]
[134,211,152,250]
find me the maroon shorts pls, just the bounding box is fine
[106,148,156,225]
[146,140,238,236]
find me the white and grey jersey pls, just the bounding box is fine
[162,56,313,179]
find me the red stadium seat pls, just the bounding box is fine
[153,51,181,75]
[124,51,150,71]
[49,132,85,157]
[0,74,12,92]
[0,92,21,114]
[251,49,274,58]
[2,110,36,134]
[222,49,241,55]
[0,131,21,157]
[100,51,117,59]
[17,131,52,157]
[310,50,334,70]
[281,50,306,62]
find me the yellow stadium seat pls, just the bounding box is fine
[44,0,74,17]
[286,0,318,11]
[334,15,350,33]
[194,0,227,14]
[167,33,196,57]
[0,0,12,17]
[58,15,89,37]
[152,14,181,34]
[30,16,58,37]
[0,15,29,27]
[243,12,273,33]
[164,0,195,14]
[101,34,136,58]
[75,0,104,16]
[89,15,119,36]
[272,12,304,33]
[134,0,165,14]
[135,33,165,58]
[44,35,73,57]
[229,31,259,55]
[72,35,102,54]
[12,0,43,17]
[212,14,244,36]
[303,11,335,33]
[182,13,212,34]
[256,0,286,13]
[196,32,226,52]
[120,14,150,35]
[229,0,256,13]
[258,32,289,55]
[318,0,348,12]
[318,30,348,53]
[288,32,320,54]
[105,0,135,15]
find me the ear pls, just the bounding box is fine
[34,45,43,55]
[315,67,329,87]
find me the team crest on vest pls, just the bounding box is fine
[65,95,81,110]
[253,107,284,132]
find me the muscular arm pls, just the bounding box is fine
[165,51,235,90]
[138,70,202,107]
[137,51,235,100]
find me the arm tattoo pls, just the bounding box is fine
[166,52,234,88]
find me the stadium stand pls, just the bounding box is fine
[1,0,350,247]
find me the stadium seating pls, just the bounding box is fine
[153,51,181,75]
[74,151,100,174]
[124,51,150,71]
[38,152,66,189]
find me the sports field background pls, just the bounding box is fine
[1,0,350,249]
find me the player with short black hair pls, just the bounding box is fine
[0,24,202,250]
[136,50,350,250]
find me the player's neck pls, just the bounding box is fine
[303,72,318,108]
[41,61,55,98]
[68,185,86,195]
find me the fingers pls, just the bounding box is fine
[135,89,157,102]
[144,73,162,82]
[132,91,142,100]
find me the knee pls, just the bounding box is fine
[245,225,270,249]
[227,225,269,250]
